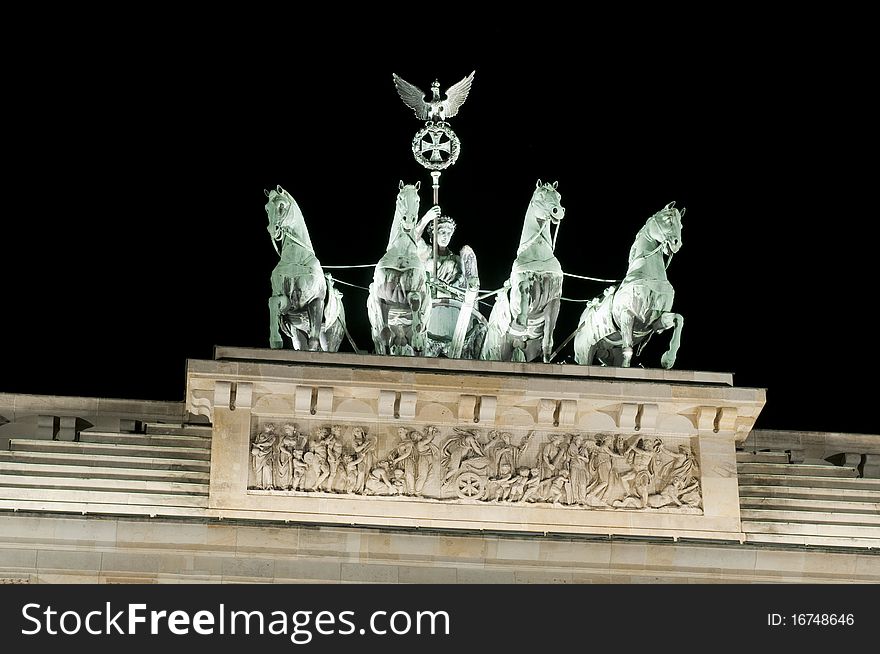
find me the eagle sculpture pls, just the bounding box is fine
[392,71,475,122]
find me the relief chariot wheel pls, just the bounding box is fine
[455,471,485,499]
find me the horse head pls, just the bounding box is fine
[516,180,565,259]
[395,180,422,236]
[265,185,290,241]
[264,185,314,255]
[531,179,565,226]
[645,201,685,255]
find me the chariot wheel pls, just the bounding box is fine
[456,471,485,499]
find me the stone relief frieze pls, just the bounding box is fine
[248,422,702,513]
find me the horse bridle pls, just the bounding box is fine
[632,211,678,269]
[270,198,315,255]
[517,188,563,255]
[396,193,421,249]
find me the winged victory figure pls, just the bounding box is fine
[393,71,475,122]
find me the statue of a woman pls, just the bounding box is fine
[250,424,277,489]
[414,214,485,358]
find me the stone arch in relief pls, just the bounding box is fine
[252,394,296,416]
[577,411,617,431]
[658,413,698,436]
[416,401,454,424]
[496,406,534,427]
[334,398,374,420]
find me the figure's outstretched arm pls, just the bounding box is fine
[415,205,442,240]
[422,426,437,445]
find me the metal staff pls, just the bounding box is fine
[431,171,441,279]
[393,70,474,280]
[393,71,475,357]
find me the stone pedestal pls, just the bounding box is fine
[186,348,765,541]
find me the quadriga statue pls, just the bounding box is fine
[367,181,439,356]
[574,202,685,368]
[481,180,565,363]
[265,186,345,352]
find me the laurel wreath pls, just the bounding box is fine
[411,122,461,170]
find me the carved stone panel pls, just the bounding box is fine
[247,419,701,514]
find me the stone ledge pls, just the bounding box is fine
[2,514,878,583]
[213,346,734,386]
[743,429,880,463]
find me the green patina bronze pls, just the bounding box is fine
[574,202,685,369]
[366,181,436,356]
[481,180,565,363]
[265,186,344,352]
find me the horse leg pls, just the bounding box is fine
[408,290,424,354]
[502,332,517,361]
[288,329,308,351]
[514,278,531,329]
[306,296,323,351]
[321,320,344,353]
[654,312,684,369]
[511,337,526,362]
[268,270,288,349]
[268,294,288,349]
[597,341,620,366]
[391,325,410,356]
[379,299,394,350]
[367,286,391,355]
[586,344,598,365]
[541,297,561,363]
[618,309,636,367]
[573,323,590,365]
[481,290,511,361]
[575,338,597,366]
[508,279,532,361]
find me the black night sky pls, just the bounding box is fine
[1,24,874,434]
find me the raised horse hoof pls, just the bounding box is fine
[660,352,676,369]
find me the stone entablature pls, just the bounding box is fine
[187,348,765,540]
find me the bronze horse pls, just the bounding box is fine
[266,186,328,351]
[482,181,566,362]
[574,202,684,368]
[367,181,439,355]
